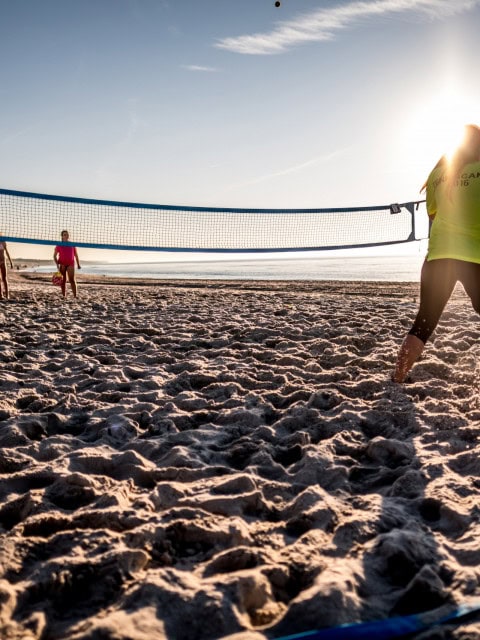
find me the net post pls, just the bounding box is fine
[404,202,416,241]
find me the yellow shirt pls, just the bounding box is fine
[426,161,480,263]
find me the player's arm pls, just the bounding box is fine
[4,244,13,269]
[75,248,81,269]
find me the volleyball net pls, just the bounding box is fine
[0,188,426,253]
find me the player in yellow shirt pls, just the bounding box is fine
[393,124,480,382]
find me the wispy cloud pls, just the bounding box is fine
[182,64,220,73]
[215,0,480,55]
[221,148,350,195]
[0,128,32,146]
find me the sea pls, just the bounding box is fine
[28,253,426,282]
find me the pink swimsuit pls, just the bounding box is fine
[55,245,75,267]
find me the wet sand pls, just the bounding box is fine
[1,272,480,639]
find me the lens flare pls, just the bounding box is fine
[398,85,479,184]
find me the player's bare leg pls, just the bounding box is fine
[392,334,424,383]
[0,264,8,300]
[67,266,78,298]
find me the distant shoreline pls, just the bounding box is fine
[14,254,425,285]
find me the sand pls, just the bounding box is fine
[1,271,480,640]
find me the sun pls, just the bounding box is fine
[398,85,478,187]
[416,94,474,159]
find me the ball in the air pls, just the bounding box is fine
[275,1,280,6]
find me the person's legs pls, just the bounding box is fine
[456,260,480,315]
[392,335,425,383]
[392,259,456,382]
[66,265,77,297]
[0,263,8,299]
[59,265,67,297]
[409,259,457,342]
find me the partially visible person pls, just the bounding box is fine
[0,237,13,300]
[393,124,480,382]
[53,230,81,298]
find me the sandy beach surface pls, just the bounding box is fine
[1,271,480,640]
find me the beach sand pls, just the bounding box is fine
[1,272,480,639]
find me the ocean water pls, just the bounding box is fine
[30,254,426,282]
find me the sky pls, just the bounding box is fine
[1,0,479,261]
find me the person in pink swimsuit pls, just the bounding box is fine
[0,238,13,300]
[53,230,81,298]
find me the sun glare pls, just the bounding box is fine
[399,86,478,181]
[440,122,467,162]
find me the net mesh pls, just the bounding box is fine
[0,188,422,253]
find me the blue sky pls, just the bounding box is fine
[1,0,479,260]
